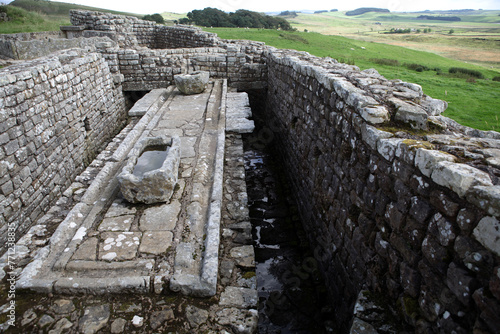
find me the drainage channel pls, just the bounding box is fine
[242,130,336,333]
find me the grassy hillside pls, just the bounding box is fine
[1,1,498,131]
[287,10,500,70]
[0,4,69,33]
[9,0,142,19]
[206,28,500,131]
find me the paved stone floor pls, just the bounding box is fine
[0,81,259,333]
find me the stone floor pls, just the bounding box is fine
[0,81,259,333]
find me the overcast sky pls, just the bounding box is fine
[9,0,500,14]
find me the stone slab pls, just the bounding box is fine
[98,215,134,231]
[139,200,181,231]
[139,231,173,255]
[71,237,98,261]
[98,232,141,261]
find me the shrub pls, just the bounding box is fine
[143,13,165,24]
[449,67,484,79]
[369,58,399,66]
[405,63,430,71]
[493,76,500,82]
[279,33,309,44]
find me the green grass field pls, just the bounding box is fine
[287,10,500,70]
[206,28,500,131]
[1,2,499,131]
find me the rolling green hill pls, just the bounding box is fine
[206,28,500,131]
[9,0,143,19]
[0,1,498,131]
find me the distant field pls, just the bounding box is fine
[206,27,500,131]
[287,10,500,70]
[1,2,498,131]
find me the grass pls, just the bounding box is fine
[287,10,500,70]
[1,1,498,131]
[206,27,500,131]
[0,4,69,33]
[9,0,142,19]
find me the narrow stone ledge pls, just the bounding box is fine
[360,124,393,150]
[389,97,428,130]
[359,106,390,125]
[415,148,456,178]
[377,138,404,162]
[431,161,493,198]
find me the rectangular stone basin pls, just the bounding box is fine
[118,136,181,204]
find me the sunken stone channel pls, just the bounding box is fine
[117,136,181,204]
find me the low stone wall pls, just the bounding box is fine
[155,25,219,49]
[96,42,267,91]
[0,31,62,59]
[69,10,219,49]
[0,34,117,60]
[264,49,500,332]
[0,49,127,254]
[1,9,499,333]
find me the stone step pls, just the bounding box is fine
[128,87,173,117]
[226,92,255,134]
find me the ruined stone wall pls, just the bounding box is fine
[0,34,117,60]
[0,31,62,59]
[264,49,500,333]
[69,10,219,49]
[0,49,127,254]
[96,42,267,91]
[155,25,219,49]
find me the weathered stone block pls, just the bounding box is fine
[415,148,456,178]
[473,216,500,257]
[174,71,209,95]
[431,161,493,198]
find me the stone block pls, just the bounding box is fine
[220,286,258,308]
[467,185,500,217]
[473,216,500,257]
[174,71,209,95]
[431,161,493,198]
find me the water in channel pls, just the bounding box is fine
[242,131,336,334]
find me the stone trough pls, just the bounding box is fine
[174,71,210,95]
[118,136,181,204]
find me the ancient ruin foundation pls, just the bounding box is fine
[1,9,499,333]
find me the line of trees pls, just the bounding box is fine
[176,8,294,31]
[417,15,461,21]
[346,7,390,16]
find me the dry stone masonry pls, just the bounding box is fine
[1,9,499,333]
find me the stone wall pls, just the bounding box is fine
[96,42,268,91]
[0,31,62,59]
[0,49,127,254]
[69,10,219,49]
[0,33,117,60]
[1,9,499,332]
[264,49,500,333]
[155,25,219,49]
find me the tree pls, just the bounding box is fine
[184,7,293,30]
[143,13,165,24]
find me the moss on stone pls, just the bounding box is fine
[402,139,435,151]
[242,271,256,279]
